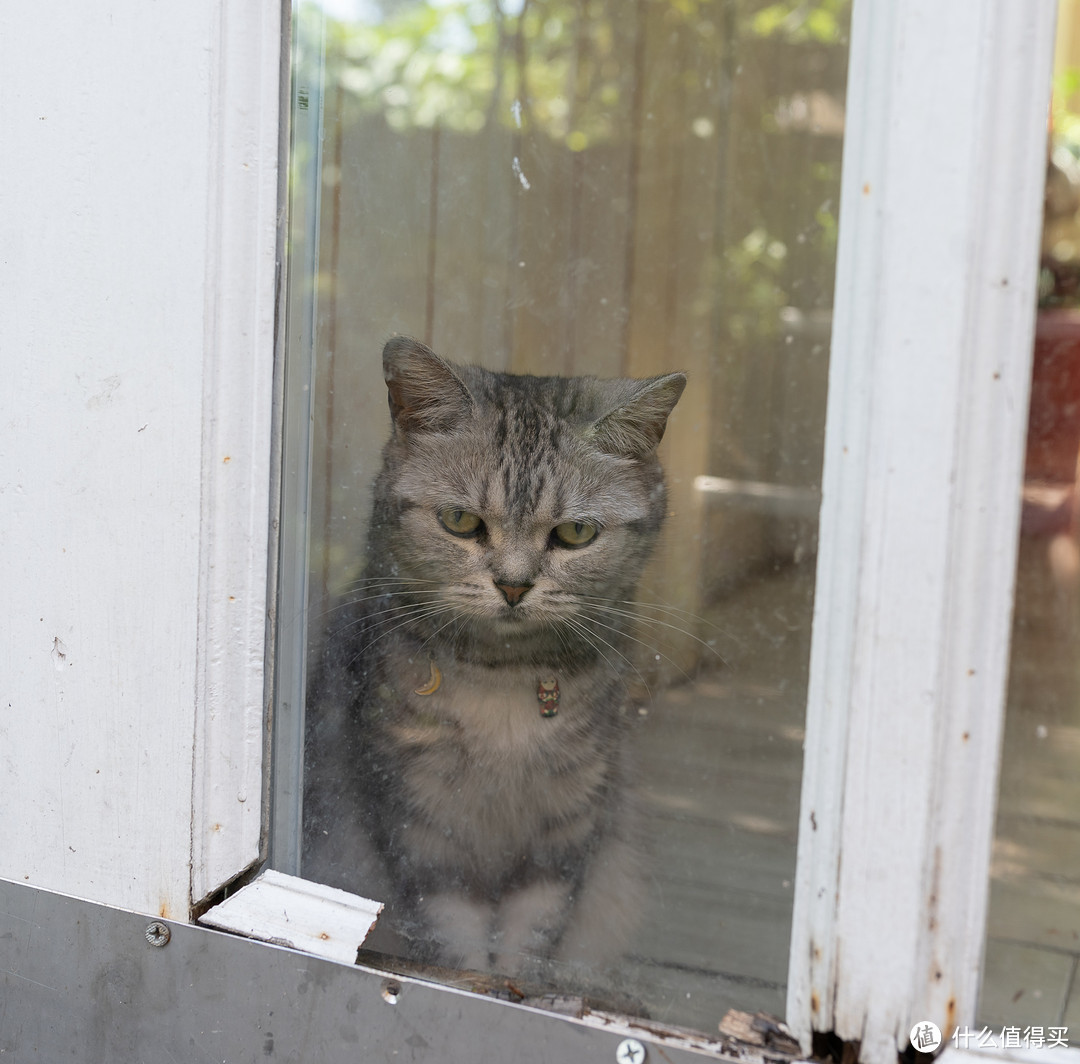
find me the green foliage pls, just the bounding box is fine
[313,0,849,340]
[746,0,848,43]
[1053,65,1080,159]
[328,1,496,133]
[722,226,789,343]
[324,0,741,144]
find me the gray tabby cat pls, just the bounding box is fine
[304,336,685,978]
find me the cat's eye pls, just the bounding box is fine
[438,508,482,536]
[552,521,597,547]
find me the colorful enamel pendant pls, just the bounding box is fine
[537,676,560,717]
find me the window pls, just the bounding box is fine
[274,0,849,1033]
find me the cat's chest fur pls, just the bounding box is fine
[370,645,618,873]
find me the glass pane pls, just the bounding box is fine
[286,0,850,1034]
[977,5,1080,1046]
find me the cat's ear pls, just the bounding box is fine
[589,373,687,459]
[383,336,473,433]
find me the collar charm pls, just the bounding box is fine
[414,660,442,696]
[537,676,560,717]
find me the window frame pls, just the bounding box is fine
[1,0,1073,1061]
[788,1,1063,1059]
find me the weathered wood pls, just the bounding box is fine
[0,0,279,918]
[718,1009,802,1059]
[787,2,1056,1060]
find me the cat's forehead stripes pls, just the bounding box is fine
[493,404,562,519]
[386,352,675,531]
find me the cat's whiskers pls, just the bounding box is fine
[571,606,699,685]
[415,607,471,656]
[579,591,736,639]
[561,616,652,695]
[335,575,445,593]
[332,595,451,634]
[308,582,447,627]
[335,582,445,603]
[337,601,461,666]
[573,599,728,667]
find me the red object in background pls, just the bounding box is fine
[1022,308,1080,536]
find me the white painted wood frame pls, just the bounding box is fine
[191,0,285,907]
[787,2,1059,1062]
[0,0,282,917]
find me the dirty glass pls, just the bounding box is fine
[976,8,1080,1044]
[279,0,850,1034]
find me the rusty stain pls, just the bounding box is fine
[159,903,170,919]
[212,823,222,833]
[223,455,231,463]
[962,731,970,742]
[811,991,820,1014]
[927,846,942,932]
[967,668,975,676]
[945,996,957,1040]
[862,182,870,195]
[319,932,330,940]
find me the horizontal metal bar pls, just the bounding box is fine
[0,877,746,1064]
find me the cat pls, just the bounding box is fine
[303,336,685,980]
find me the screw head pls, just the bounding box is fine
[616,1038,647,1064]
[145,921,171,947]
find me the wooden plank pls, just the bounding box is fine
[429,126,512,364]
[564,144,636,379]
[1065,966,1080,1030]
[976,940,1075,1031]
[506,124,574,375]
[986,878,1080,954]
[623,5,715,679]
[310,113,436,606]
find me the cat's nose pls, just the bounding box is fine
[494,581,533,606]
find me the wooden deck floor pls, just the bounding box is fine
[611,533,1080,1039]
[613,560,814,1033]
[979,536,1080,1035]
